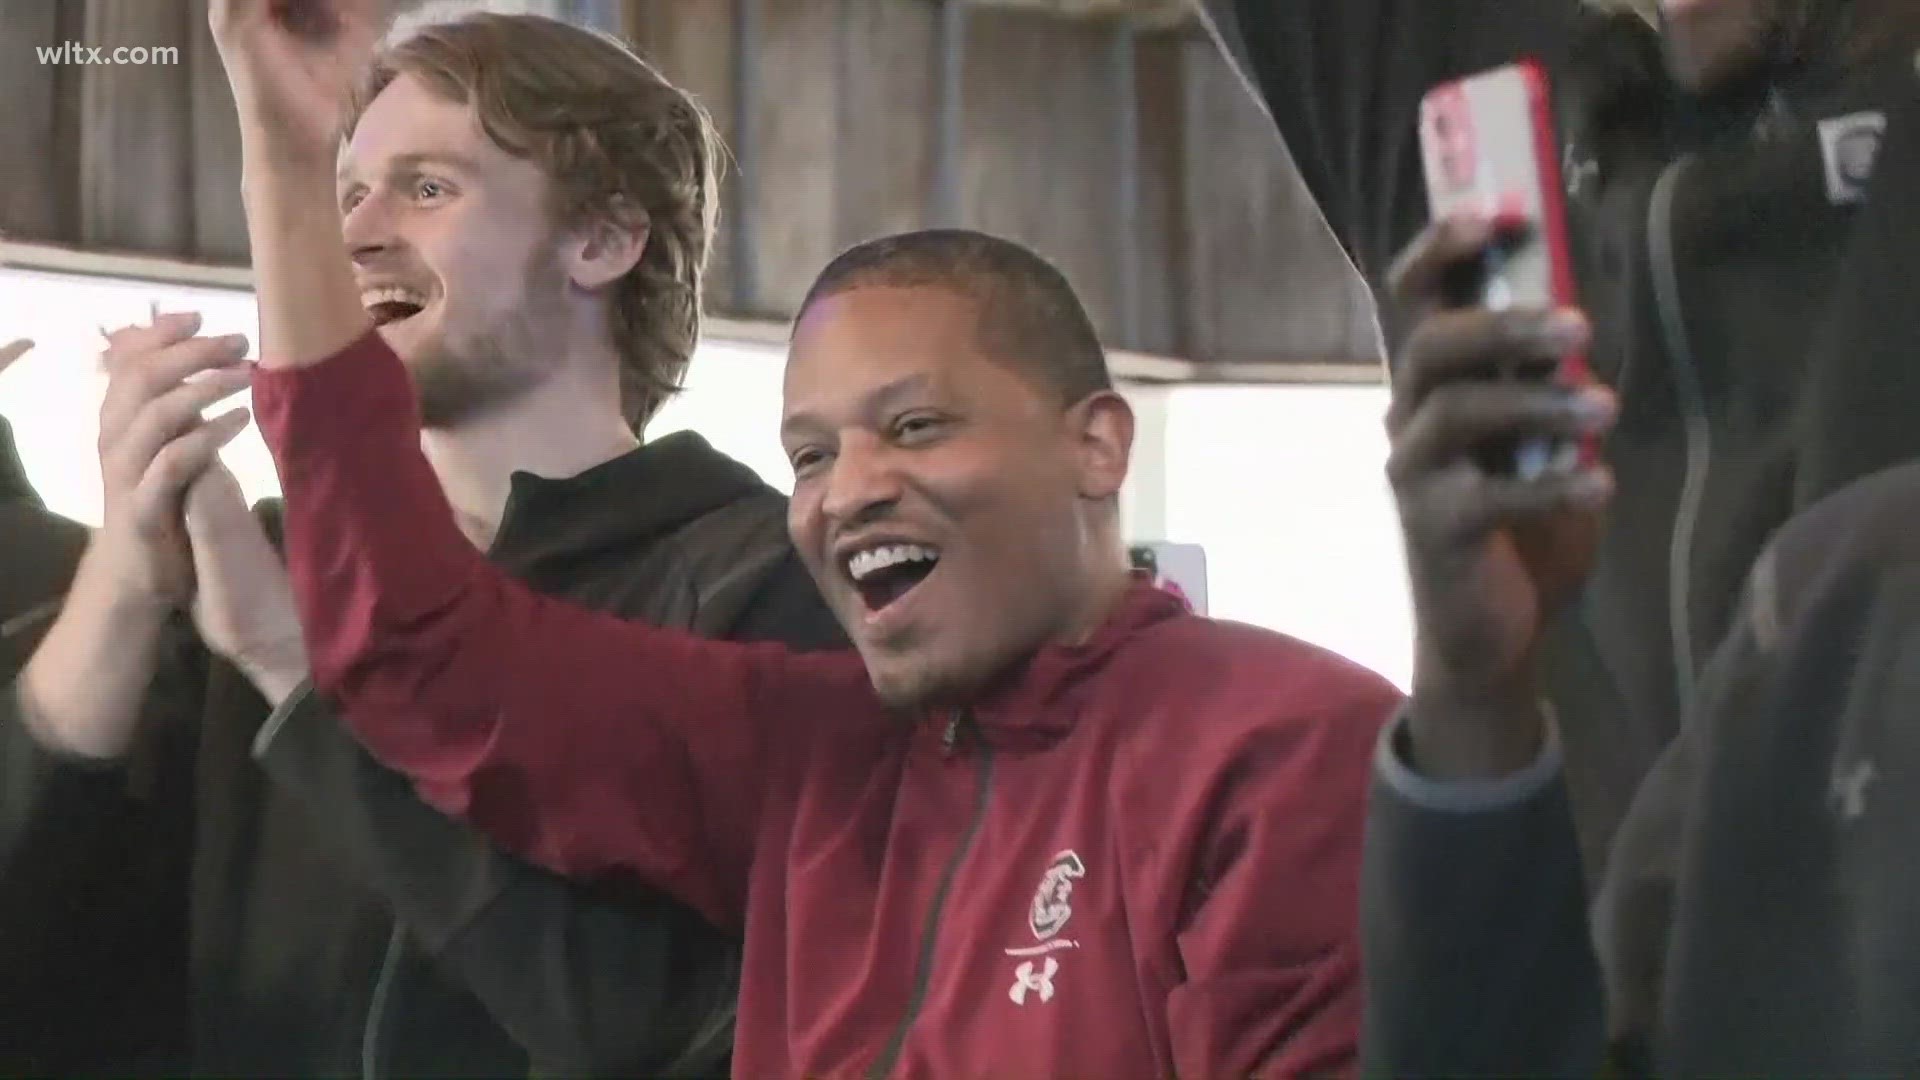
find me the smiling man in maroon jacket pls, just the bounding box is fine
[200,1,1400,1075]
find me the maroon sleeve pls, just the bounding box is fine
[1165,661,1398,1078]
[250,332,811,928]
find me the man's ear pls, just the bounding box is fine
[1067,389,1133,500]
[565,198,650,290]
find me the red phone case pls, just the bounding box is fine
[1419,58,1594,468]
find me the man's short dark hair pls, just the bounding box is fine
[794,229,1114,406]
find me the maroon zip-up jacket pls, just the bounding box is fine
[252,331,1399,1078]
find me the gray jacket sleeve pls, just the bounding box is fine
[1363,544,1787,1077]
[1360,716,1606,1077]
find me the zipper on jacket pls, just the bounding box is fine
[361,923,406,1080]
[868,711,994,1079]
[1648,154,1712,711]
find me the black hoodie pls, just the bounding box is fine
[0,419,87,667]
[1206,0,1920,876]
[0,428,844,1076]
[0,417,189,1076]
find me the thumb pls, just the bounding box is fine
[0,339,31,375]
[184,463,257,543]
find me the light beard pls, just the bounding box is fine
[407,329,545,429]
[405,268,569,430]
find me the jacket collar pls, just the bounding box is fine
[0,419,42,509]
[951,574,1188,751]
[488,430,775,573]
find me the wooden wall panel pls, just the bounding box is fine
[961,10,1126,348]
[1177,32,1377,364]
[0,1,71,243]
[1129,28,1186,356]
[187,0,247,263]
[830,0,937,254]
[4,0,1379,374]
[624,0,741,313]
[741,0,841,315]
[78,0,194,255]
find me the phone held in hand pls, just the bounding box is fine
[1418,58,1593,481]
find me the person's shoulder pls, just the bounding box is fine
[1117,613,1400,746]
[1766,460,1920,621]
[734,547,848,654]
[1141,612,1397,692]
[1100,616,1390,839]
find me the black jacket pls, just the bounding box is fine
[0,417,191,1076]
[1362,457,1920,1075]
[0,420,87,666]
[0,429,844,1076]
[1208,0,1920,875]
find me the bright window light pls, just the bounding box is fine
[650,338,794,495]
[0,266,1410,688]
[0,268,270,525]
[1163,385,1411,689]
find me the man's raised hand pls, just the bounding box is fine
[209,0,384,170]
[95,312,254,610]
[184,462,309,706]
[1386,214,1617,778]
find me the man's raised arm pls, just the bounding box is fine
[212,0,829,928]
[211,0,378,373]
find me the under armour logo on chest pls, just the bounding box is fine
[1830,758,1876,823]
[1009,958,1058,1005]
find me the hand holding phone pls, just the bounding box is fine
[1418,59,1593,480]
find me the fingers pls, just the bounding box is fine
[0,339,31,374]
[1387,306,1590,428]
[107,362,254,483]
[1388,370,1616,558]
[100,329,251,439]
[101,310,206,366]
[1388,382,1614,483]
[129,408,253,540]
[1403,455,1613,545]
[184,461,255,543]
[1387,211,1529,307]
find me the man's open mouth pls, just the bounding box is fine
[845,543,941,614]
[362,286,428,327]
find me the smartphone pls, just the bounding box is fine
[1129,542,1208,616]
[1418,58,1591,479]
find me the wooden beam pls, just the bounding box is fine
[833,0,938,249]
[738,0,841,315]
[78,0,195,256]
[0,1,70,242]
[188,0,248,263]
[1132,27,1187,356]
[1176,30,1380,366]
[962,9,1137,347]
[624,0,741,314]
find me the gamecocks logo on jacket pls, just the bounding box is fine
[1029,850,1086,940]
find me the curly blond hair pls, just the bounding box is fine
[348,12,721,431]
